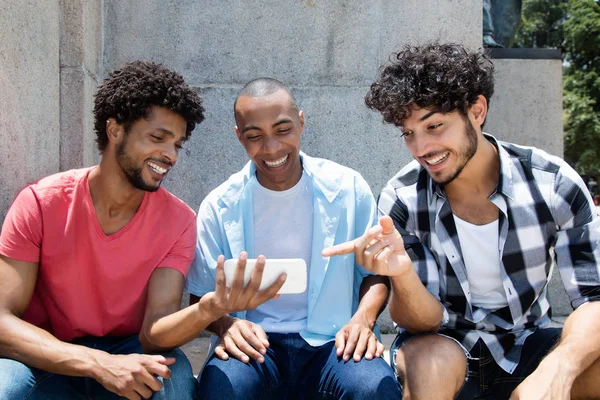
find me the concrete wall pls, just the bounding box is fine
[59,0,104,171]
[103,0,482,211]
[486,58,563,156]
[0,1,61,222]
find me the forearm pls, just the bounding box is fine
[543,301,600,378]
[353,275,390,329]
[142,294,224,352]
[0,312,107,378]
[388,268,443,332]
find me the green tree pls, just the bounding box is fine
[515,0,600,185]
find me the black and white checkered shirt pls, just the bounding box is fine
[379,134,600,373]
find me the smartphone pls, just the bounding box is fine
[223,258,307,294]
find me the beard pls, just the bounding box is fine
[115,136,161,192]
[435,117,478,186]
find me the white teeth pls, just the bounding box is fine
[148,162,168,175]
[425,152,449,165]
[264,155,288,168]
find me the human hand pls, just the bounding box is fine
[509,353,573,400]
[322,216,412,277]
[335,314,384,362]
[214,317,270,363]
[93,353,174,400]
[204,252,285,318]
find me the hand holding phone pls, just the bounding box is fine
[224,258,307,294]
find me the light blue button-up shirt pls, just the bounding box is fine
[186,152,378,346]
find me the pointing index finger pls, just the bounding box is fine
[321,240,355,257]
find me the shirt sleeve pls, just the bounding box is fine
[0,186,43,263]
[552,162,600,308]
[353,174,378,280]
[158,215,197,277]
[185,197,226,297]
[377,181,450,325]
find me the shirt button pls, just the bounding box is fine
[332,217,337,223]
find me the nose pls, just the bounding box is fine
[263,136,282,154]
[408,132,433,158]
[162,143,178,164]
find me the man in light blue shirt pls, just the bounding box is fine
[186,78,400,399]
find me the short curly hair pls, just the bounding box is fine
[365,43,495,127]
[93,61,205,153]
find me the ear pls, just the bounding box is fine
[234,125,243,143]
[469,95,488,128]
[298,110,305,135]
[106,118,124,145]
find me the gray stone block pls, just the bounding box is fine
[59,0,103,75]
[380,1,482,58]
[103,0,481,87]
[0,0,61,222]
[59,67,102,171]
[485,58,563,156]
[548,268,573,317]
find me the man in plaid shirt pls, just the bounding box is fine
[324,43,600,399]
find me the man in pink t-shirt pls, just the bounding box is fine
[0,61,284,400]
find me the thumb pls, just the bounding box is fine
[379,216,396,235]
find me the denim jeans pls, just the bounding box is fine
[195,332,401,400]
[0,335,196,400]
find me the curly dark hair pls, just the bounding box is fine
[365,43,495,127]
[93,61,205,153]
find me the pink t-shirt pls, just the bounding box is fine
[0,168,197,341]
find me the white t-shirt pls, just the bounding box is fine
[245,172,313,333]
[453,215,508,310]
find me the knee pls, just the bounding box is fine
[195,357,266,399]
[154,348,195,400]
[395,335,467,386]
[0,358,36,399]
[323,358,402,399]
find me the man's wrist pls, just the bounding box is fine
[350,308,376,330]
[197,293,226,322]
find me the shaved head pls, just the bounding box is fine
[234,78,298,117]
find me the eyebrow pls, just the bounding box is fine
[242,118,293,134]
[155,128,187,142]
[419,110,440,122]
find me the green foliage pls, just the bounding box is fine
[514,0,600,180]
[514,0,567,48]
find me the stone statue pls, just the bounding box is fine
[483,0,523,48]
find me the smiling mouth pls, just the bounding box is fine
[424,152,449,166]
[263,155,288,168]
[148,161,169,175]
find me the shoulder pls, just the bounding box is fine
[302,153,367,185]
[26,168,92,206]
[150,187,196,223]
[499,140,564,175]
[381,160,428,200]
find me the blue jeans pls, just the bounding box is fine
[0,335,196,399]
[195,332,401,399]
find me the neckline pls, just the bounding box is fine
[83,168,149,241]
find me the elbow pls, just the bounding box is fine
[139,329,175,354]
[389,301,443,334]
